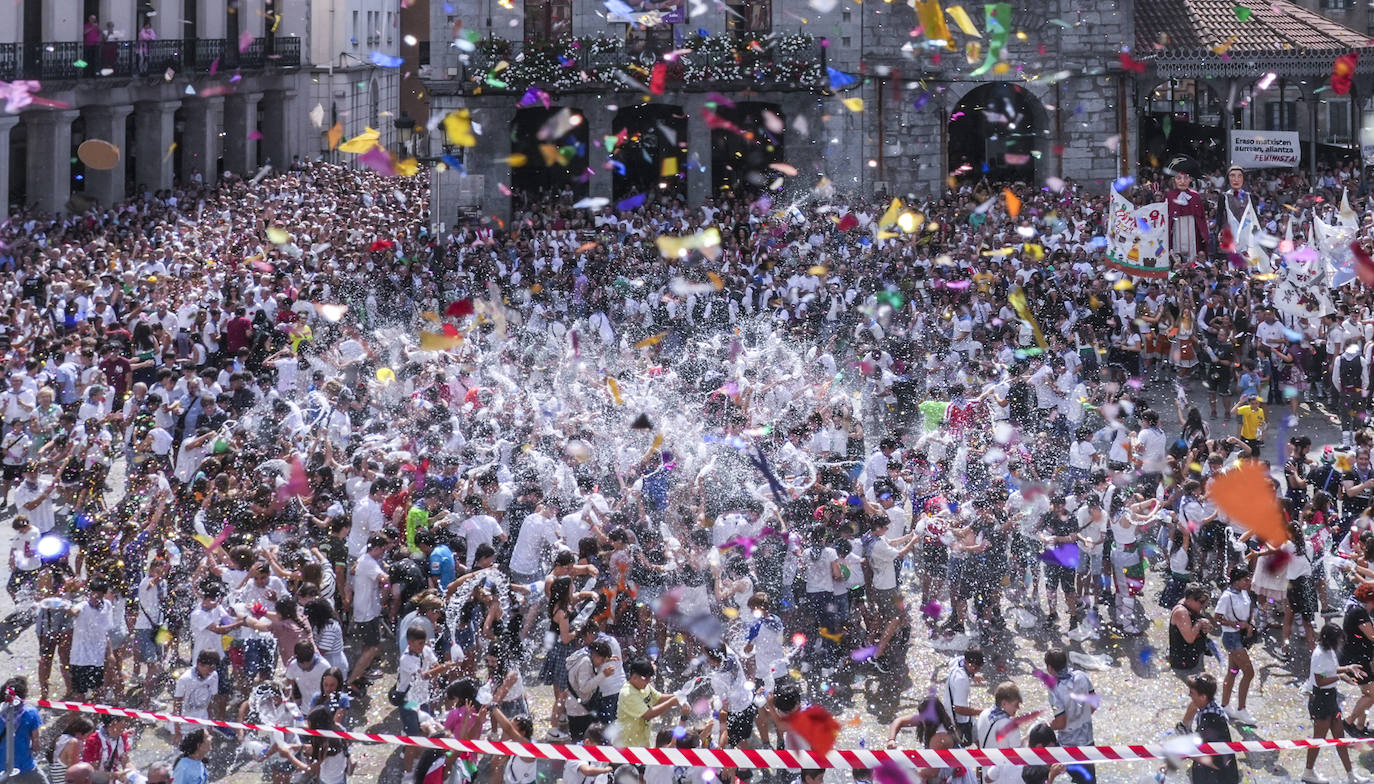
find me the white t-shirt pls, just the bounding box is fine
[943,657,973,727]
[803,547,838,594]
[189,604,229,661]
[867,536,900,591]
[10,526,40,571]
[174,669,217,718]
[351,553,385,622]
[1068,440,1096,470]
[1308,645,1340,691]
[14,480,55,533]
[460,514,503,567]
[71,599,117,666]
[1215,587,1253,628]
[285,655,329,708]
[397,645,438,705]
[509,512,560,575]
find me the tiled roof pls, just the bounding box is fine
[1136,0,1371,55]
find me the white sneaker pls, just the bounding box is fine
[1347,773,1371,784]
[1233,708,1256,725]
[1302,770,1330,784]
[1223,706,1239,719]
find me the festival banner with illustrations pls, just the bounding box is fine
[1106,190,1170,278]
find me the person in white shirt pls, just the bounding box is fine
[974,682,1025,783]
[1133,409,1169,497]
[69,580,117,701]
[508,498,562,583]
[7,515,41,602]
[12,465,55,534]
[284,640,329,709]
[172,650,221,744]
[345,535,390,687]
[347,482,387,559]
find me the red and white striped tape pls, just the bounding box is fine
[33,700,1374,770]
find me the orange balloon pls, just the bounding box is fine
[1207,460,1286,549]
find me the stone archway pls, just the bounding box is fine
[947,82,1048,184]
[509,106,589,210]
[710,101,784,196]
[611,103,688,201]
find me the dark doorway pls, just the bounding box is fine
[8,121,25,210]
[22,0,42,77]
[226,0,241,66]
[611,104,687,202]
[947,82,1048,184]
[710,101,784,196]
[173,106,187,185]
[509,107,589,210]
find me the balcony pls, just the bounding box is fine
[450,33,826,94]
[0,37,300,81]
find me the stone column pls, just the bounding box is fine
[181,96,224,185]
[82,105,134,206]
[103,0,137,34]
[193,0,225,38]
[223,92,263,175]
[25,110,81,215]
[684,95,712,205]
[260,89,295,168]
[0,116,18,219]
[466,102,516,221]
[584,102,615,204]
[133,100,181,191]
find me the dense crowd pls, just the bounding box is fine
[4,157,1374,784]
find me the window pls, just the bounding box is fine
[352,11,359,43]
[726,0,770,32]
[524,0,572,41]
[1265,101,1297,132]
[1321,0,1350,9]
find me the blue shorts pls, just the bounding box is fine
[399,707,422,735]
[134,628,162,661]
[1221,630,1245,652]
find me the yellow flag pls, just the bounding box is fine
[337,126,381,153]
[419,331,463,351]
[1004,187,1021,218]
[635,332,668,349]
[946,5,980,36]
[396,157,420,177]
[842,97,865,112]
[442,110,477,147]
[327,121,343,150]
[914,0,955,48]
[607,376,624,405]
[878,197,902,229]
[1008,288,1047,349]
[661,157,678,177]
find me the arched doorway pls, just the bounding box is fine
[612,103,688,201]
[1137,79,1226,172]
[509,106,589,210]
[711,101,784,196]
[947,82,1047,183]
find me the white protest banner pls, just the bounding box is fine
[1229,130,1300,169]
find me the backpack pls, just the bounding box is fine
[1341,354,1364,390]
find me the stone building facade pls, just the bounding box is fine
[422,0,1136,224]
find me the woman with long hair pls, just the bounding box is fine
[47,715,95,784]
[1213,566,1256,725]
[305,706,352,784]
[304,598,347,673]
[1303,624,1368,784]
[537,576,581,739]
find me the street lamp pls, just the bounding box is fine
[394,112,417,155]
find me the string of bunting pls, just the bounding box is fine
[32,699,1374,770]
